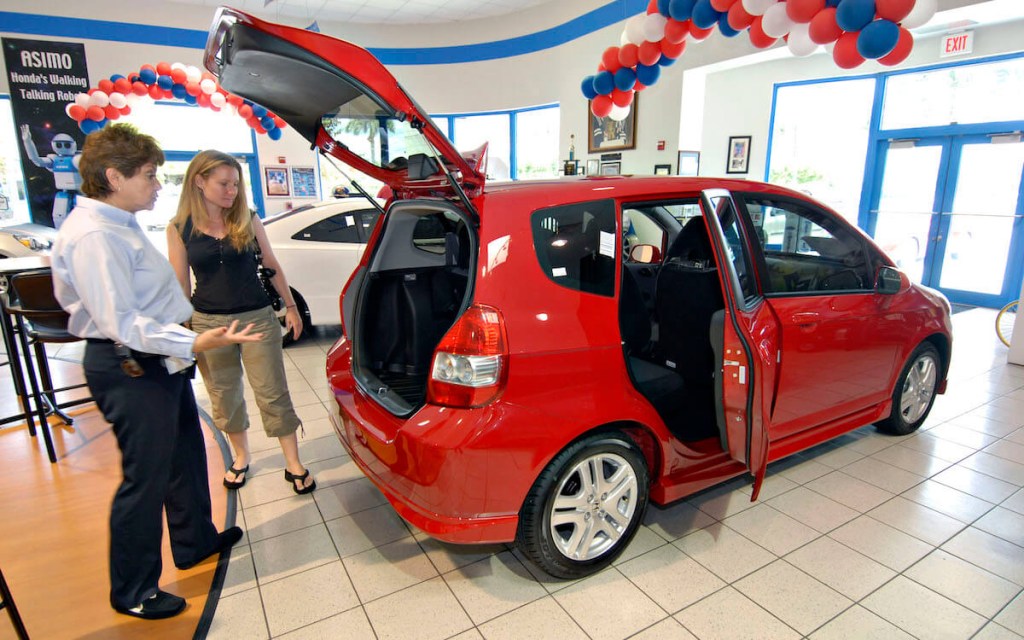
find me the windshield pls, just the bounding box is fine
[321,93,434,170]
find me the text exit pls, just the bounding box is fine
[940,31,974,58]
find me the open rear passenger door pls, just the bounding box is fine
[700,190,781,500]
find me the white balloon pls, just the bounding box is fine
[170,61,186,71]
[643,13,668,42]
[625,14,646,45]
[609,104,631,122]
[200,78,217,95]
[210,92,227,108]
[74,92,91,108]
[761,2,794,38]
[620,28,631,46]
[108,92,128,108]
[88,91,110,108]
[742,0,774,17]
[901,0,937,29]
[185,65,202,83]
[787,23,818,56]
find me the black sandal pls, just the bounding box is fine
[284,468,316,495]
[223,464,249,490]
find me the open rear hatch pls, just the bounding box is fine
[203,6,486,200]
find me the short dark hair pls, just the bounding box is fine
[79,123,164,198]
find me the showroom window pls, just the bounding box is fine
[742,195,874,295]
[531,199,616,297]
[436,104,559,181]
[767,78,875,224]
[0,97,32,226]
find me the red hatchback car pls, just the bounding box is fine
[205,8,953,579]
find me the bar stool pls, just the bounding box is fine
[0,567,28,640]
[3,268,92,463]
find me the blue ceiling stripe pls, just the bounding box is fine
[1,0,647,66]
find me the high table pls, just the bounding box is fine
[0,256,51,438]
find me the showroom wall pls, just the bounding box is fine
[0,0,1005,206]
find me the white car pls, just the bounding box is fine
[263,196,382,344]
[0,222,56,258]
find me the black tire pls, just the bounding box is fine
[281,288,312,348]
[876,342,941,436]
[516,432,649,580]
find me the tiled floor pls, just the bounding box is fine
[204,308,1024,640]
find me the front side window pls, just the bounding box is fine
[706,196,758,304]
[743,196,874,294]
[292,209,378,243]
[531,200,616,296]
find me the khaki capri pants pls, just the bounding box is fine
[191,306,300,438]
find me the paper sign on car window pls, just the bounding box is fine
[599,231,615,257]
[346,215,355,226]
[552,267,567,277]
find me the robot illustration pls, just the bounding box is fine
[20,124,82,228]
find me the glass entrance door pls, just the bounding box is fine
[869,135,1024,307]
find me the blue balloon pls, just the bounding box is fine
[139,68,157,85]
[183,93,198,105]
[857,19,900,59]
[658,55,677,67]
[156,74,172,90]
[836,0,876,32]
[636,62,661,86]
[251,104,268,118]
[171,83,188,99]
[718,11,740,37]
[80,119,102,134]
[691,0,721,29]
[581,75,599,99]
[614,67,637,91]
[668,0,696,22]
[657,0,672,17]
[268,127,283,141]
[593,70,616,96]
[260,115,276,130]
[110,74,125,82]
[826,0,841,6]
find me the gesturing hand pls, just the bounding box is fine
[193,320,264,353]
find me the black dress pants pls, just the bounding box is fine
[83,342,219,610]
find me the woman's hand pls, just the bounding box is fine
[283,306,303,340]
[193,320,263,353]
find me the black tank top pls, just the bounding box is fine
[180,214,271,314]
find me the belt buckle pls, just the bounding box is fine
[114,343,145,378]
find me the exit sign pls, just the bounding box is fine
[940,31,974,57]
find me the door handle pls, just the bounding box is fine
[791,312,819,325]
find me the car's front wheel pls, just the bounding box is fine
[876,342,940,435]
[281,288,312,348]
[516,432,649,579]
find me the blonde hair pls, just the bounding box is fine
[172,150,253,252]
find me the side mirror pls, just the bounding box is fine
[629,244,662,264]
[876,266,903,295]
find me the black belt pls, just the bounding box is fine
[85,338,162,359]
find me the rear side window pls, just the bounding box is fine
[531,200,616,297]
[292,210,377,243]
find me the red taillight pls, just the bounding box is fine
[427,304,508,408]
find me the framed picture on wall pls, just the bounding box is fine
[586,159,600,175]
[726,136,752,174]
[588,95,638,153]
[290,166,318,198]
[677,150,700,176]
[654,164,672,175]
[600,161,621,176]
[265,166,290,196]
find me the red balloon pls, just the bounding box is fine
[131,81,149,96]
[185,82,201,97]
[602,46,623,73]
[646,0,659,14]
[638,40,662,66]
[98,79,115,94]
[86,105,105,121]
[140,64,156,74]
[833,31,865,68]
[197,92,211,107]
[121,105,131,116]
[661,38,686,59]
[104,105,121,120]
[879,26,913,66]
[611,88,635,107]
[710,0,737,11]
[238,104,254,119]
[727,3,755,31]
[226,93,244,107]
[618,43,640,68]
[591,94,614,118]
[634,81,647,92]
[875,0,915,23]
[147,84,163,99]
[748,17,778,49]
[170,68,187,85]
[273,115,287,129]
[786,0,825,23]
[689,23,714,40]
[156,62,172,76]
[113,77,132,94]
[808,8,842,44]
[597,62,606,72]
[664,18,690,43]
[201,71,216,82]
[68,104,86,121]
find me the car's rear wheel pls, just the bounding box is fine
[516,432,649,579]
[876,342,940,436]
[281,288,312,348]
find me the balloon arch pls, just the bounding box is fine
[63,61,287,139]
[583,0,937,120]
